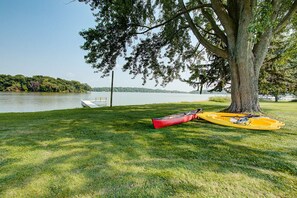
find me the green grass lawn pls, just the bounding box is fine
[0,101,296,197]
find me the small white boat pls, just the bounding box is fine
[81,97,108,108]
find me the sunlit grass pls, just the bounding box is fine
[0,101,296,197]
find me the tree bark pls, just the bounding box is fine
[225,55,261,113]
[224,1,261,113]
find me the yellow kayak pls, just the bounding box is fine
[198,112,285,130]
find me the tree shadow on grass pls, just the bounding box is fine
[0,102,296,197]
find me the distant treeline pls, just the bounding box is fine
[93,87,187,93]
[0,74,92,93]
[93,87,226,94]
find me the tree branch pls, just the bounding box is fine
[198,0,228,44]
[274,0,297,33]
[236,0,254,56]
[253,0,283,70]
[178,0,228,59]
[210,0,236,42]
[253,29,274,78]
[196,24,218,37]
[132,3,212,34]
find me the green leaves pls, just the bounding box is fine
[249,1,275,41]
[182,54,230,93]
[79,0,206,85]
[0,75,92,92]
[259,31,297,98]
[79,0,297,95]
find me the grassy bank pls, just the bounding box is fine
[0,101,296,197]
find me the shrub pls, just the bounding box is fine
[259,98,272,102]
[209,96,231,102]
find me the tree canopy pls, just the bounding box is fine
[185,27,297,98]
[79,0,297,112]
[259,30,297,101]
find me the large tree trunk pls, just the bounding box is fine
[223,1,265,113]
[225,56,261,113]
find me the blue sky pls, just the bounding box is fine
[0,0,193,91]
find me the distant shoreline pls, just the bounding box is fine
[92,87,226,94]
[0,90,226,94]
[0,74,92,93]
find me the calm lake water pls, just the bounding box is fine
[0,92,227,113]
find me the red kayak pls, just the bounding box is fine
[152,109,202,129]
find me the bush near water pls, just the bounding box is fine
[209,96,231,102]
[0,74,92,93]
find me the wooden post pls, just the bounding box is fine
[110,71,114,107]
